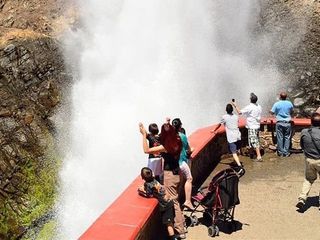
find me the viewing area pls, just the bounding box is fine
[80,118,320,240]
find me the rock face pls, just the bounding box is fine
[0,0,74,238]
[257,0,320,115]
[0,39,70,238]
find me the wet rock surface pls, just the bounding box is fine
[0,37,70,238]
[0,0,74,238]
[0,39,71,238]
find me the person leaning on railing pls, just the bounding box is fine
[139,121,187,239]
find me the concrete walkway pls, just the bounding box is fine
[186,153,320,240]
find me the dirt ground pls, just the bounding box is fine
[186,153,320,240]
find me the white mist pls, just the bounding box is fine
[57,0,293,239]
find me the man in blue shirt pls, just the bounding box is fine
[270,92,294,157]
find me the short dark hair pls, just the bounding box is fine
[280,92,287,100]
[226,104,233,114]
[148,123,159,135]
[172,118,182,131]
[141,167,154,182]
[250,93,258,103]
[311,112,320,127]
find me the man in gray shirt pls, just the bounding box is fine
[296,112,320,210]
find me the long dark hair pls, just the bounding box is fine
[160,123,182,159]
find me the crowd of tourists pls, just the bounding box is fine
[137,92,320,240]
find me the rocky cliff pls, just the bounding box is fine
[0,0,74,239]
[258,0,320,114]
[0,0,319,239]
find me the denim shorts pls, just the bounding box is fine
[228,141,239,154]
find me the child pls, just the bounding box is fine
[138,167,177,240]
[146,123,162,182]
[211,104,245,176]
[172,118,194,211]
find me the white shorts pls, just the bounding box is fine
[148,157,162,176]
[180,161,192,180]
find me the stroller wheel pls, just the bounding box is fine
[208,225,219,237]
[190,215,199,227]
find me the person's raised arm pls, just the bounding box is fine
[231,101,241,115]
[139,123,166,154]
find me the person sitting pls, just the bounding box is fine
[172,118,194,211]
[138,167,177,240]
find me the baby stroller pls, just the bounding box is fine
[187,168,240,237]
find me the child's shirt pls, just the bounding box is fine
[144,179,171,210]
[146,134,160,158]
[221,114,241,143]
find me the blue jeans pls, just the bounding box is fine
[276,121,292,156]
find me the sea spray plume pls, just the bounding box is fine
[57,0,309,238]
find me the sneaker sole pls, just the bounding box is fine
[296,202,305,209]
[252,159,263,162]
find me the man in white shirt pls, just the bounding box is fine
[232,93,263,161]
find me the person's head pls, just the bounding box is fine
[250,93,258,104]
[280,92,287,100]
[311,112,320,127]
[148,123,159,135]
[226,104,233,114]
[141,167,154,182]
[160,123,182,159]
[172,118,182,132]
